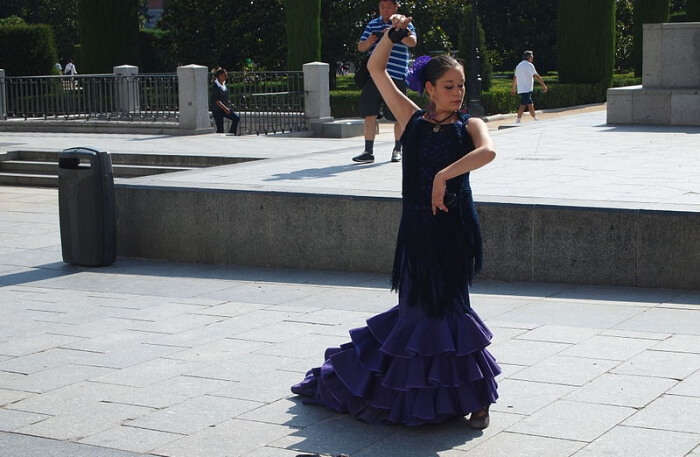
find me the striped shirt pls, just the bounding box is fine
[360,17,416,81]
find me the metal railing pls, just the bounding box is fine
[225,71,305,135]
[4,73,178,121]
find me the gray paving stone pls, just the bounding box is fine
[489,339,570,366]
[271,414,398,455]
[561,335,656,361]
[89,358,207,387]
[125,394,260,435]
[153,418,294,457]
[253,333,347,359]
[0,347,105,374]
[124,314,223,335]
[507,400,636,442]
[510,356,618,386]
[491,379,575,415]
[166,338,271,363]
[488,327,529,345]
[516,325,601,344]
[495,300,644,329]
[0,333,86,357]
[237,397,339,428]
[669,370,700,397]
[623,394,700,433]
[462,431,585,457]
[211,369,304,403]
[566,373,677,408]
[0,431,150,457]
[0,407,50,431]
[0,388,34,406]
[497,363,528,379]
[598,329,670,340]
[232,320,328,344]
[199,282,322,305]
[612,350,700,380]
[352,411,524,456]
[573,425,700,457]
[16,402,152,440]
[5,364,116,393]
[79,425,184,453]
[651,334,700,354]
[243,446,307,457]
[614,308,700,335]
[186,353,293,381]
[191,301,265,317]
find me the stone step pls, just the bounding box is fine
[0,160,193,178]
[0,172,57,187]
[11,150,253,168]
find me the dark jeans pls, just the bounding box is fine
[213,109,240,134]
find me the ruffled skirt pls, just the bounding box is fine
[291,299,500,426]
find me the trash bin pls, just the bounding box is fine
[58,147,116,266]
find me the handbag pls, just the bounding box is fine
[354,55,370,89]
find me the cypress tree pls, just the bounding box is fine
[558,0,616,86]
[285,0,321,71]
[78,0,139,73]
[457,5,493,91]
[631,0,670,76]
[688,0,700,21]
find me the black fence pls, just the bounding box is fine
[4,73,178,121]
[225,70,306,135]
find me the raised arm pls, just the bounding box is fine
[367,15,419,130]
[431,118,496,214]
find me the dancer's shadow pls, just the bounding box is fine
[264,162,387,182]
[279,397,483,457]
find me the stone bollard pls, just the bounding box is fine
[0,69,6,120]
[303,62,333,135]
[113,65,140,115]
[177,65,211,132]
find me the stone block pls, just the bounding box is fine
[0,408,49,432]
[320,119,365,138]
[624,395,700,433]
[561,335,655,360]
[79,426,182,454]
[113,65,139,114]
[0,69,6,120]
[511,355,618,386]
[606,87,636,124]
[490,379,574,415]
[532,207,637,285]
[671,91,700,126]
[669,371,700,397]
[177,65,210,131]
[237,397,338,428]
[612,350,700,379]
[632,89,672,124]
[478,203,532,281]
[303,62,331,119]
[462,432,585,457]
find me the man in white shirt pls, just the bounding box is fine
[64,59,77,76]
[511,50,548,123]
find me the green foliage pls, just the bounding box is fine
[616,0,635,70]
[688,0,700,19]
[159,0,286,71]
[479,0,559,73]
[285,0,321,70]
[632,0,670,76]
[138,28,175,73]
[0,23,58,75]
[558,0,616,85]
[0,15,26,26]
[79,0,140,73]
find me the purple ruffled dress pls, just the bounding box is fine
[291,111,500,426]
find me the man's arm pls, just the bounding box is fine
[534,73,548,92]
[358,34,379,52]
[511,75,517,95]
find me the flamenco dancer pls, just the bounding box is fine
[291,14,499,429]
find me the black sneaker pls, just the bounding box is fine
[391,149,402,162]
[352,151,375,163]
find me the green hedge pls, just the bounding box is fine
[285,0,321,71]
[79,0,139,73]
[0,24,58,76]
[558,0,616,85]
[331,82,615,118]
[688,0,700,21]
[138,29,175,73]
[632,0,670,76]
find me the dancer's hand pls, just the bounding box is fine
[390,14,412,30]
[432,173,448,215]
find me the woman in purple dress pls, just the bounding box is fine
[292,14,499,429]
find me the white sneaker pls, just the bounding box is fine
[515,118,521,124]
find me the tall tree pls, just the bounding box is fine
[79,0,139,73]
[631,0,670,76]
[558,0,616,85]
[285,0,321,70]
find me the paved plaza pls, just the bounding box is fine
[1,109,700,456]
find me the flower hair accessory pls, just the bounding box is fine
[406,55,432,94]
